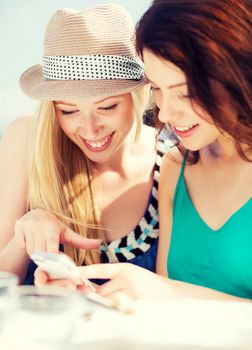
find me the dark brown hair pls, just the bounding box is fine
[136,0,252,161]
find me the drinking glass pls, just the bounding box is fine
[0,272,19,334]
[1,285,88,350]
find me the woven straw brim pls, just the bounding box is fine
[20,64,148,100]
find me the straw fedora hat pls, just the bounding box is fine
[20,4,147,100]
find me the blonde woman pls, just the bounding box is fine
[0,4,163,284]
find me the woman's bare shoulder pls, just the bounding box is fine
[0,116,33,160]
[2,116,32,136]
[1,116,32,145]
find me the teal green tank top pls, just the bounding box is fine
[168,155,252,299]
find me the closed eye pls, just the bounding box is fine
[61,110,79,115]
[99,104,117,111]
[179,93,195,100]
[150,86,160,91]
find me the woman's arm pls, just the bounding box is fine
[156,152,180,276]
[0,117,31,281]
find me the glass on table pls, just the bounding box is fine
[0,271,19,334]
[1,285,90,350]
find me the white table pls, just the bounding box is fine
[72,298,252,350]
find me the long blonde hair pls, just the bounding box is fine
[28,85,150,265]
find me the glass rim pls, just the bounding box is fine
[0,271,19,286]
[13,285,85,313]
[14,285,78,297]
[0,271,18,278]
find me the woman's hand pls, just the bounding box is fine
[34,259,173,300]
[14,208,101,255]
[34,267,76,289]
[34,266,93,293]
[77,263,173,300]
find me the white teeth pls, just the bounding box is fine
[85,134,111,148]
[175,124,196,131]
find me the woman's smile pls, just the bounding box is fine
[80,131,115,152]
[173,124,199,139]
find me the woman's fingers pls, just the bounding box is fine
[34,268,50,286]
[96,277,123,297]
[45,229,60,253]
[78,263,123,280]
[105,291,135,313]
[34,268,76,289]
[14,209,101,257]
[24,231,35,256]
[45,279,76,289]
[60,227,101,249]
[34,223,47,252]
[14,219,26,250]
[77,285,94,293]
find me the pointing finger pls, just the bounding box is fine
[60,227,101,249]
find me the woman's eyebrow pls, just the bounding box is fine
[148,79,186,90]
[94,95,122,105]
[54,100,77,107]
[54,96,121,107]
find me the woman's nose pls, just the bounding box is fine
[79,113,103,139]
[158,101,181,124]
